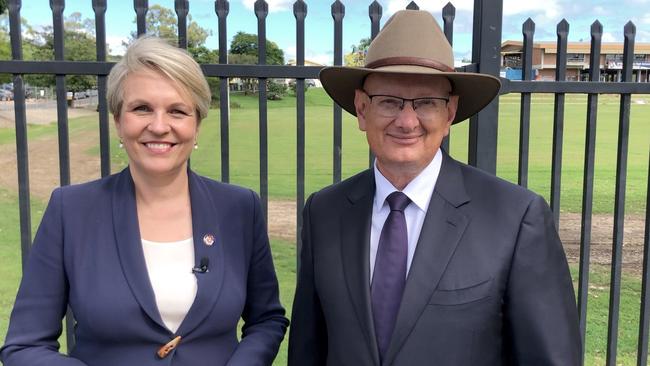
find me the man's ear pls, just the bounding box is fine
[447,95,459,123]
[354,89,369,131]
[443,95,459,136]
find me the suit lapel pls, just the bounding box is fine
[340,170,381,365]
[112,169,227,335]
[176,171,226,335]
[384,154,471,365]
[112,168,167,330]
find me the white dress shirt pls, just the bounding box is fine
[370,149,443,282]
[141,237,197,333]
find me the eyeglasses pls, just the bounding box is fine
[364,91,449,119]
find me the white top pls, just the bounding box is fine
[141,237,198,333]
[370,149,443,282]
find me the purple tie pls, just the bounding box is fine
[371,191,411,361]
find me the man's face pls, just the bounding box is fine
[354,73,459,178]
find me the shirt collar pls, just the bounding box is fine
[374,149,443,212]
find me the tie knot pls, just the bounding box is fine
[386,191,411,212]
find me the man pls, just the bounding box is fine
[288,9,581,366]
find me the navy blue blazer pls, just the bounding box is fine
[0,168,289,366]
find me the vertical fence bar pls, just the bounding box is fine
[331,1,344,183]
[406,1,419,10]
[51,0,70,188]
[294,0,307,249]
[638,154,650,366]
[8,0,32,269]
[518,18,534,188]
[550,19,569,227]
[255,0,269,218]
[175,0,188,49]
[93,0,110,178]
[216,0,230,183]
[134,0,148,37]
[605,21,635,366]
[468,0,502,173]
[368,1,381,168]
[577,20,602,356]
[441,2,455,154]
[51,0,75,352]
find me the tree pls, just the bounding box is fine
[127,4,210,49]
[0,0,6,16]
[267,80,287,100]
[229,31,284,65]
[26,12,97,92]
[0,16,10,84]
[229,32,285,96]
[187,44,221,104]
[344,37,371,67]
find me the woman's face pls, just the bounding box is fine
[114,69,199,180]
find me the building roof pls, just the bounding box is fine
[501,40,650,54]
[286,59,325,67]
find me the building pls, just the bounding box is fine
[285,59,324,88]
[501,41,650,82]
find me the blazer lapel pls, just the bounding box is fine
[340,170,381,365]
[176,171,226,335]
[384,154,471,365]
[111,168,167,331]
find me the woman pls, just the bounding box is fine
[0,36,288,366]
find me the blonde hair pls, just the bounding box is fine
[107,36,211,122]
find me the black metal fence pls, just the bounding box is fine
[1,0,649,365]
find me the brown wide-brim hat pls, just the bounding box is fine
[319,10,501,124]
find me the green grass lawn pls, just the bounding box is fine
[100,89,650,214]
[0,88,648,365]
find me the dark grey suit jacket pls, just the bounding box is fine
[289,152,580,366]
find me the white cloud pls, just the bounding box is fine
[305,52,334,66]
[642,13,650,24]
[106,35,128,56]
[386,0,473,14]
[240,0,294,13]
[593,6,607,15]
[285,45,333,66]
[502,0,560,18]
[637,29,650,42]
[385,0,560,18]
[601,32,618,42]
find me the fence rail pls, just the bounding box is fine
[2,0,650,365]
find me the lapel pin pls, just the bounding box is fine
[203,234,215,246]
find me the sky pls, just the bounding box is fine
[13,0,650,65]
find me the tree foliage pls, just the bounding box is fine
[344,37,371,67]
[127,4,210,49]
[24,12,97,92]
[229,31,284,65]
[0,0,6,16]
[229,32,285,96]
[267,80,288,100]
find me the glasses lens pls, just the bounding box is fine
[373,96,403,117]
[413,98,447,118]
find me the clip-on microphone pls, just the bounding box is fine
[192,257,209,274]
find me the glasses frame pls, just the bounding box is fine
[363,91,450,118]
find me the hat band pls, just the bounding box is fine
[365,57,454,72]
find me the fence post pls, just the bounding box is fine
[331,0,344,184]
[468,0,503,173]
[92,0,111,178]
[8,0,32,271]
[441,2,455,154]
[216,0,230,184]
